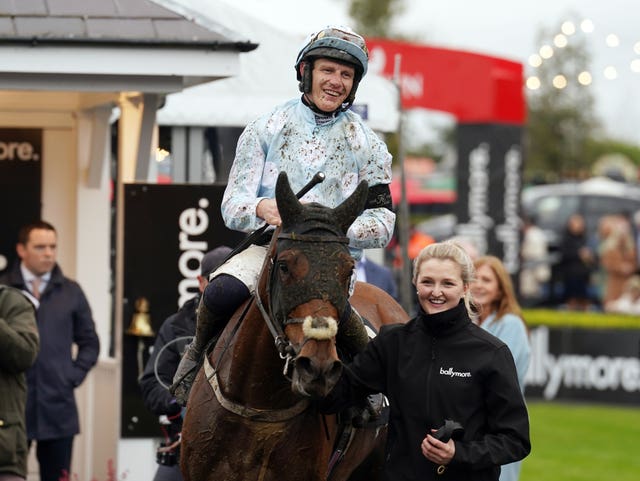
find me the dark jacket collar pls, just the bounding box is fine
[4,262,64,290]
[416,300,471,337]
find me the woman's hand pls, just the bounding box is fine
[421,432,455,466]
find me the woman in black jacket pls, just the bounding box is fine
[558,213,595,310]
[324,241,530,480]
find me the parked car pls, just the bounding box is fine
[415,213,457,242]
[521,176,640,252]
[416,176,640,256]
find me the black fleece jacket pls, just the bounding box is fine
[324,301,530,481]
[139,295,198,417]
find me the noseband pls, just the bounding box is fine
[254,230,351,376]
[204,227,349,423]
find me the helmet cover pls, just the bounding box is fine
[295,26,369,80]
[294,26,369,108]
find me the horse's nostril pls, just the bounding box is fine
[296,356,313,375]
[327,360,343,380]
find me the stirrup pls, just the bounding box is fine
[170,357,199,406]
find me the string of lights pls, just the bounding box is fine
[526,18,640,91]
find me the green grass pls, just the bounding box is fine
[523,309,640,329]
[521,401,640,481]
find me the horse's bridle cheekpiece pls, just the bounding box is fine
[263,172,367,370]
[206,171,367,422]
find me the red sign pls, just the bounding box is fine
[389,178,456,206]
[366,38,525,124]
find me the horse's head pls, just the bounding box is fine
[268,172,367,399]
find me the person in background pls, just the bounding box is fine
[139,246,232,481]
[633,210,640,274]
[0,285,39,481]
[519,215,550,307]
[355,251,399,301]
[597,212,637,306]
[0,221,100,481]
[557,214,595,310]
[321,241,530,480]
[171,25,395,405]
[604,274,640,315]
[472,255,531,481]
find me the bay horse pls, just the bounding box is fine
[180,172,409,481]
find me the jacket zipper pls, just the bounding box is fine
[426,335,436,419]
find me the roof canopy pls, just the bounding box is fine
[0,0,257,92]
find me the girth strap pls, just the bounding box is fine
[326,422,355,478]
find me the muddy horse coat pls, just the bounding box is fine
[179,172,408,481]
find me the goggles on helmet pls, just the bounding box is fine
[295,26,369,80]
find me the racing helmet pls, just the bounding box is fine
[295,26,369,109]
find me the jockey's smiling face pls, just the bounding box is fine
[307,58,355,113]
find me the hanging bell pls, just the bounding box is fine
[126,297,155,337]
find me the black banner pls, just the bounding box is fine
[0,129,42,274]
[454,123,523,273]
[121,183,245,437]
[526,326,640,405]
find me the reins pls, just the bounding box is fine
[203,229,313,422]
[204,171,355,423]
[253,283,297,377]
[205,224,348,423]
[256,227,349,377]
[203,282,313,423]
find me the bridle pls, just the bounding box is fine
[204,169,366,422]
[257,229,350,377]
[204,226,351,422]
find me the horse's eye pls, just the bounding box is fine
[277,261,289,274]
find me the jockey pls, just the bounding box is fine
[171,25,396,405]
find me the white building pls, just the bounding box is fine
[0,1,399,479]
[0,0,256,478]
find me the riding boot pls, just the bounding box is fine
[170,274,250,406]
[170,299,223,406]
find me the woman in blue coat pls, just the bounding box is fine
[472,255,531,481]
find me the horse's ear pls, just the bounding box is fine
[276,171,304,226]
[333,180,369,234]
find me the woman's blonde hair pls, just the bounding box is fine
[473,255,524,322]
[412,241,476,315]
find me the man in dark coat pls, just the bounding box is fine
[0,221,99,481]
[139,245,232,481]
[355,252,399,301]
[0,285,39,481]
